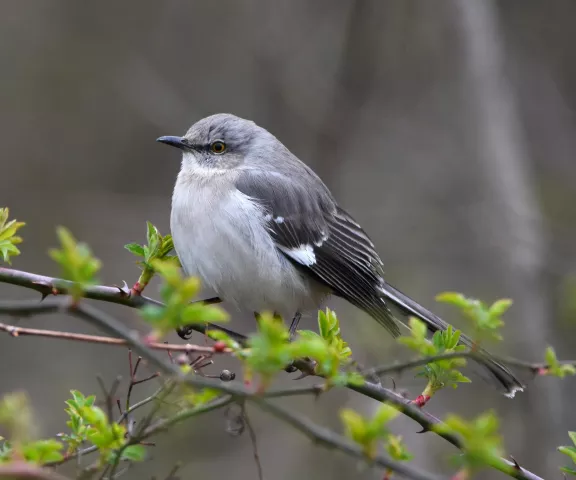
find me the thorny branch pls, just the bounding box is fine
[0,268,554,480]
[0,321,229,353]
[0,296,444,480]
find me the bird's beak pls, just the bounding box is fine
[156,135,186,150]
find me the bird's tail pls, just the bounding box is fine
[379,282,524,398]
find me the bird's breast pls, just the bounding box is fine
[170,177,313,314]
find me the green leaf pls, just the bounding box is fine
[543,346,576,378]
[124,243,145,257]
[559,430,576,474]
[120,444,146,462]
[124,223,180,295]
[385,435,413,462]
[140,259,228,339]
[488,299,513,317]
[436,292,508,344]
[436,410,503,471]
[22,439,64,464]
[0,208,25,264]
[49,227,101,300]
[0,392,33,444]
[340,404,402,460]
[397,317,435,356]
[340,409,368,445]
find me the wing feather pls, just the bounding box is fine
[235,170,400,335]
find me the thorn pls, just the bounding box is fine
[194,360,214,371]
[189,355,208,369]
[509,455,521,470]
[114,281,131,297]
[32,281,58,301]
[416,426,430,434]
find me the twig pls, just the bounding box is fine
[0,289,546,480]
[0,267,242,342]
[364,351,575,378]
[0,321,230,353]
[251,398,446,480]
[0,462,72,480]
[242,404,264,480]
[348,382,543,480]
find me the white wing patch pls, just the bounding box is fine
[279,244,316,266]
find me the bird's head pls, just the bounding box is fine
[157,113,281,176]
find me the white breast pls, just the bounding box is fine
[170,169,322,317]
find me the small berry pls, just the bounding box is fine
[220,370,236,382]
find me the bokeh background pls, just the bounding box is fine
[2,1,576,478]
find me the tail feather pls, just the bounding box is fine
[378,282,524,398]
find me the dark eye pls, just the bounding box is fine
[210,140,227,154]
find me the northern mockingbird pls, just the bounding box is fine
[157,113,523,397]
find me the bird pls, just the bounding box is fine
[157,113,524,397]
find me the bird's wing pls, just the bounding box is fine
[235,169,400,336]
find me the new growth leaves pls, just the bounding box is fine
[559,431,576,475]
[436,292,511,343]
[0,392,64,465]
[208,308,363,390]
[398,319,471,396]
[125,222,179,294]
[0,208,25,264]
[340,404,411,464]
[436,411,504,475]
[49,227,101,301]
[543,346,576,378]
[140,259,228,339]
[61,390,146,466]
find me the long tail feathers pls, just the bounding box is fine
[378,282,525,398]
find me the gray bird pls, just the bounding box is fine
[157,113,524,397]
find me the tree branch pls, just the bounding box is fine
[0,267,240,342]
[363,351,572,378]
[0,321,230,353]
[0,272,546,480]
[0,463,71,480]
[252,398,446,480]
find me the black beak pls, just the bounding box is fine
[156,135,186,150]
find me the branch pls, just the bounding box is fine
[0,297,444,480]
[0,321,230,353]
[0,267,241,342]
[252,398,445,480]
[348,383,543,480]
[0,463,71,480]
[364,351,576,378]
[0,275,546,480]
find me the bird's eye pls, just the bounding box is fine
[210,140,227,154]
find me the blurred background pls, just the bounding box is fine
[1,0,576,478]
